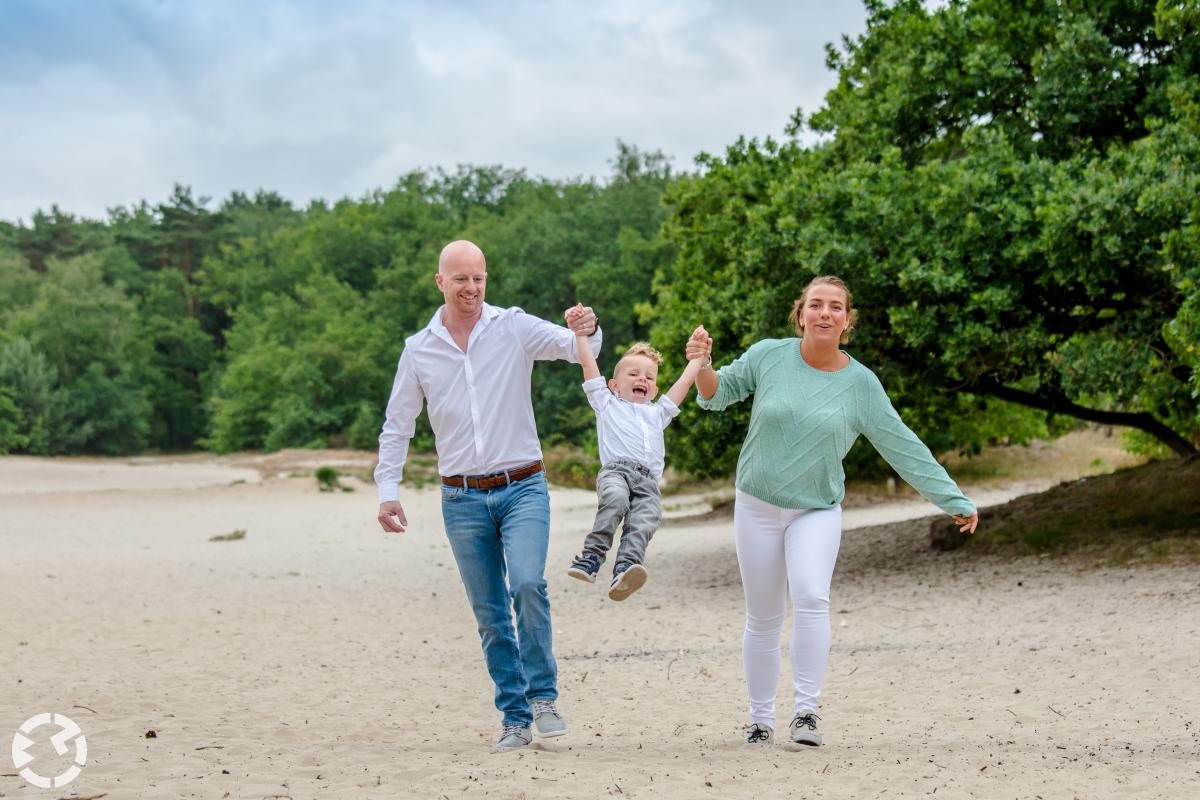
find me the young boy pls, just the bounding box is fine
[564,305,709,600]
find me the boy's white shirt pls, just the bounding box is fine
[582,376,679,482]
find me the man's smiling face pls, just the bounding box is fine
[435,242,487,318]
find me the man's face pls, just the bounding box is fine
[608,354,660,404]
[435,255,487,317]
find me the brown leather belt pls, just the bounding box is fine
[441,461,544,490]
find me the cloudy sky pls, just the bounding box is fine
[0,1,866,223]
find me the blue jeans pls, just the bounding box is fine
[440,472,557,727]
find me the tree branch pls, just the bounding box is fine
[976,377,1197,457]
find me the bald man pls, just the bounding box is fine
[375,240,601,749]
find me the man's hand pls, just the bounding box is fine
[686,325,712,362]
[564,303,597,335]
[378,501,409,533]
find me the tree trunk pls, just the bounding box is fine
[976,377,1197,458]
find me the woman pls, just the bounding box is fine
[688,275,978,747]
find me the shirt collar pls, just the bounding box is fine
[426,302,500,340]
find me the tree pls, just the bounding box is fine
[6,256,149,453]
[207,274,393,452]
[651,0,1199,477]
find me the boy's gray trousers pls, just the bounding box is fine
[582,460,663,567]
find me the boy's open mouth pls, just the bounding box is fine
[632,387,647,398]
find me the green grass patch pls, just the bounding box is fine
[209,529,246,542]
[315,466,354,492]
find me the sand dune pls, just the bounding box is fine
[1,456,1197,799]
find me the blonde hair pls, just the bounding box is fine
[788,275,858,344]
[617,342,662,367]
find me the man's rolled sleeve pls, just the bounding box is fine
[374,349,424,503]
[513,308,603,362]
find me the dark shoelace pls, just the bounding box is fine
[747,725,771,743]
[791,713,820,731]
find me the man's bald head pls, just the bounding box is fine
[438,240,486,275]
[435,240,488,321]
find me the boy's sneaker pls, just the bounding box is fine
[789,712,822,746]
[531,698,567,738]
[495,724,532,749]
[607,562,647,601]
[745,723,773,745]
[567,553,601,583]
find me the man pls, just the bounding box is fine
[375,239,600,749]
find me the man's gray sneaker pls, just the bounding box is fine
[567,552,602,583]
[607,562,647,601]
[531,698,567,738]
[495,725,532,749]
[789,712,822,746]
[745,723,773,745]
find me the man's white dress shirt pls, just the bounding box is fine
[375,303,602,503]
[582,376,679,483]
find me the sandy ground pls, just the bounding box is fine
[1,455,1198,799]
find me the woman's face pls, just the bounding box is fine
[800,284,850,343]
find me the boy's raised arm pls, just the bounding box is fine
[566,304,601,381]
[665,326,711,407]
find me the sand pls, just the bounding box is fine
[1,454,1197,799]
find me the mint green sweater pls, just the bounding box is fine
[697,338,976,516]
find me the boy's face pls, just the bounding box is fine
[609,354,660,404]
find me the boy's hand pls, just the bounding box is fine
[686,326,712,362]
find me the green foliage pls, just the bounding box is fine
[0,386,27,453]
[2,257,149,453]
[0,337,56,454]
[137,270,215,449]
[0,252,40,327]
[207,274,392,452]
[542,444,601,489]
[653,0,1200,475]
[315,466,351,492]
[346,401,383,451]
[48,361,150,454]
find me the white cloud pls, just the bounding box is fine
[0,0,865,221]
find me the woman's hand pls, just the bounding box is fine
[952,512,979,534]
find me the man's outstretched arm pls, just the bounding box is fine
[512,304,603,362]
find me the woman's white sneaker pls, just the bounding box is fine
[789,712,822,746]
[745,723,773,745]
